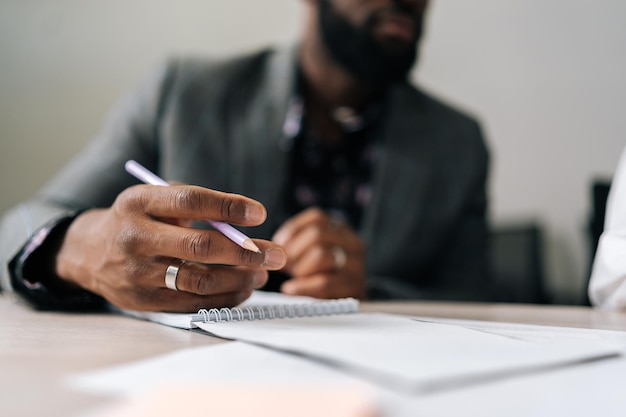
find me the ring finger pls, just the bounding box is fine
[159,260,268,295]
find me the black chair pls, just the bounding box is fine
[489,222,548,304]
[583,180,612,305]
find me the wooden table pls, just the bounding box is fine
[2,295,625,417]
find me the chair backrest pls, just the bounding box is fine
[588,181,612,262]
[583,180,612,305]
[489,223,547,304]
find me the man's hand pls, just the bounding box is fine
[272,207,366,299]
[54,185,287,312]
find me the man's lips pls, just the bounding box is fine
[374,13,416,42]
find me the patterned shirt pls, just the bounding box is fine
[281,95,383,230]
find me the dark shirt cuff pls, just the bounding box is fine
[8,212,105,311]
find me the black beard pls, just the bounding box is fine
[318,0,422,85]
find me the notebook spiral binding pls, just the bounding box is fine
[192,298,359,323]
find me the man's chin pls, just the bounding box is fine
[376,37,416,56]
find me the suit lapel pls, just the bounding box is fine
[231,46,297,238]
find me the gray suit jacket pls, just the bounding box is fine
[0,46,490,304]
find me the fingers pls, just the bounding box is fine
[118,219,286,269]
[57,186,286,313]
[272,208,367,299]
[272,207,328,245]
[280,272,365,299]
[162,262,269,295]
[289,244,338,276]
[103,261,269,312]
[272,208,363,276]
[116,184,267,226]
[114,184,286,270]
[57,181,290,313]
[281,227,333,268]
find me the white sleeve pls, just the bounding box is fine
[589,147,626,310]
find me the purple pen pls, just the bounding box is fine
[124,160,261,253]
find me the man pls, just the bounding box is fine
[0,0,490,312]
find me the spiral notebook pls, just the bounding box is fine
[118,291,359,329]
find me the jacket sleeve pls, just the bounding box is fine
[0,61,177,309]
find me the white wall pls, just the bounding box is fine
[2,1,625,303]
[417,0,626,303]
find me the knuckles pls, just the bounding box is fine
[307,207,327,222]
[171,187,203,213]
[172,187,244,222]
[309,225,324,241]
[218,196,237,220]
[116,225,148,254]
[180,231,220,261]
[114,185,150,213]
[187,268,217,294]
[310,244,326,264]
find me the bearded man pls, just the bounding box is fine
[0,0,491,311]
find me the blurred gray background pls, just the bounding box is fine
[1,0,625,303]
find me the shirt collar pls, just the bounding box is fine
[280,81,384,151]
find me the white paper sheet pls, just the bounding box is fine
[69,337,626,417]
[68,342,366,396]
[413,316,626,346]
[194,312,621,393]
